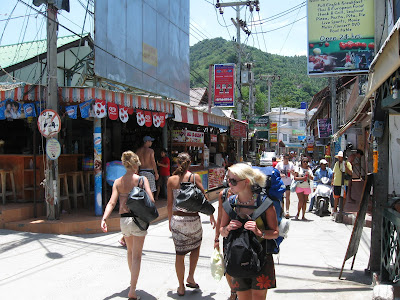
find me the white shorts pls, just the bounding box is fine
[120,217,148,237]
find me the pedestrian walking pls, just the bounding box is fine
[293,157,314,220]
[155,148,170,200]
[101,151,154,300]
[276,153,294,218]
[214,187,237,300]
[220,163,279,300]
[332,151,353,213]
[167,152,215,296]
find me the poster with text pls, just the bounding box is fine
[307,0,375,76]
[317,118,333,138]
[214,64,235,107]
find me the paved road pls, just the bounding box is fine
[0,193,372,300]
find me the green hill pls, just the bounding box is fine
[190,38,327,117]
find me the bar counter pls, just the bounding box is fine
[0,154,83,201]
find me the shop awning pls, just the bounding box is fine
[0,84,46,101]
[366,19,400,99]
[60,87,174,114]
[173,104,208,126]
[208,113,230,129]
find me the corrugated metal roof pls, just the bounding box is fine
[0,34,84,68]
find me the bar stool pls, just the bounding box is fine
[58,173,70,212]
[0,169,17,205]
[84,170,95,204]
[67,171,86,209]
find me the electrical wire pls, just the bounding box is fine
[257,11,268,54]
[0,13,40,22]
[279,5,303,55]
[249,1,306,24]
[0,2,18,46]
[190,18,213,39]
[252,16,306,34]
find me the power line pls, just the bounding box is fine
[249,2,306,25]
[0,2,19,46]
[252,16,307,34]
[0,13,40,22]
[279,5,303,55]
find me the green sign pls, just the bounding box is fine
[256,131,268,139]
[249,116,269,130]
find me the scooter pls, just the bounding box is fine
[313,176,332,217]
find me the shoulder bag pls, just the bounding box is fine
[127,176,159,230]
[175,173,215,215]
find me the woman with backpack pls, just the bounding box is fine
[101,151,154,300]
[167,152,215,296]
[220,163,279,300]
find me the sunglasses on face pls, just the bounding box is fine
[228,178,245,186]
[302,160,309,163]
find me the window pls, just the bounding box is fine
[288,119,293,126]
[283,134,287,141]
[282,118,287,124]
[300,120,306,127]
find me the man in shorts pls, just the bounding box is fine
[276,153,294,218]
[136,136,159,196]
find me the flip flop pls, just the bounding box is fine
[118,238,126,247]
[186,282,200,289]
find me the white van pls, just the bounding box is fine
[259,151,276,167]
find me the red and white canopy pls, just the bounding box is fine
[173,105,208,126]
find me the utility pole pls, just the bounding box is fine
[216,1,259,161]
[276,106,282,154]
[46,3,59,220]
[260,74,280,113]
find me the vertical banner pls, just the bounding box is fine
[93,119,102,216]
[307,0,375,76]
[214,64,235,107]
[317,118,333,138]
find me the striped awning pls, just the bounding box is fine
[208,113,230,129]
[60,87,174,114]
[0,84,46,101]
[173,104,208,126]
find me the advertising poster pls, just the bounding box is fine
[307,0,375,76]
[230,121,247,138]
[194,170,209,192]
[270,122,277,133]
[214,64,235,107]
[208,167,225,189]
[270,133,278,143]
[317,118,333,138]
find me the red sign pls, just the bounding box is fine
[210,134,218,143]
[230,121,247,138]
[108,103,118,120]
[214,64,235,107]
[144,110,152,127]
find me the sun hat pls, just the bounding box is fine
[335,151,344,158]
[320,159,328,164]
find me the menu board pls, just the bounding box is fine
[208,167,225,189]
[307,0,374,76]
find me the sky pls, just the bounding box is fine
[0,0,308,57]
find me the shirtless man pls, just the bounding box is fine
[136,136,159,195]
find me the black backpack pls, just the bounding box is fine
[222,195,273,278]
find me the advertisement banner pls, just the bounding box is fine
[230,121,247,138]
[269,122,277,133]
[292,129,306,136]
[249,116,269,130]
[171,130,204,143]
[317,118,333,138]
[307,0,375,76]
[210,134,218,143]
[270,133,278,143]
[214,64,235,107]
[208,167,225,189]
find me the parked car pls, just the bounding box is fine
[259,151,276,167]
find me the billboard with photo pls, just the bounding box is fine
[94,0,190,103]
[214,64,235,107]
[307,0,374,76]
[317,118,333,138]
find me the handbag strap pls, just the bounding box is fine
[138,176,144,189]
[188,172,195,184]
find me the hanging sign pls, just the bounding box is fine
[159,112,166,128]
[317,118,333,138]
[153,112,160,127]
[37,109,61,138]
[269,122,277,133]
[144,110,152,127]
[136,109,145,126]
[46,138,61,160]
[94,99,107,118]
[23,103,37,118]
[108,102,118,120]
[66,105,78,119]
[119,106,129,123]
[210,134,218,143]
[214,64,235,107]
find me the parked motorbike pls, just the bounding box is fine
[313,176,332,217]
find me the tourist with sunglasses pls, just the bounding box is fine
[293,158,314,220]
[276,153,295,218]
[220,163,279,300]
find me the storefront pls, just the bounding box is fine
[172,103,229,191]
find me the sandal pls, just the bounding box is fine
[186,282,200,289]
[229,291,238,300]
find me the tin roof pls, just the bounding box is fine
[0,34,87,69]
